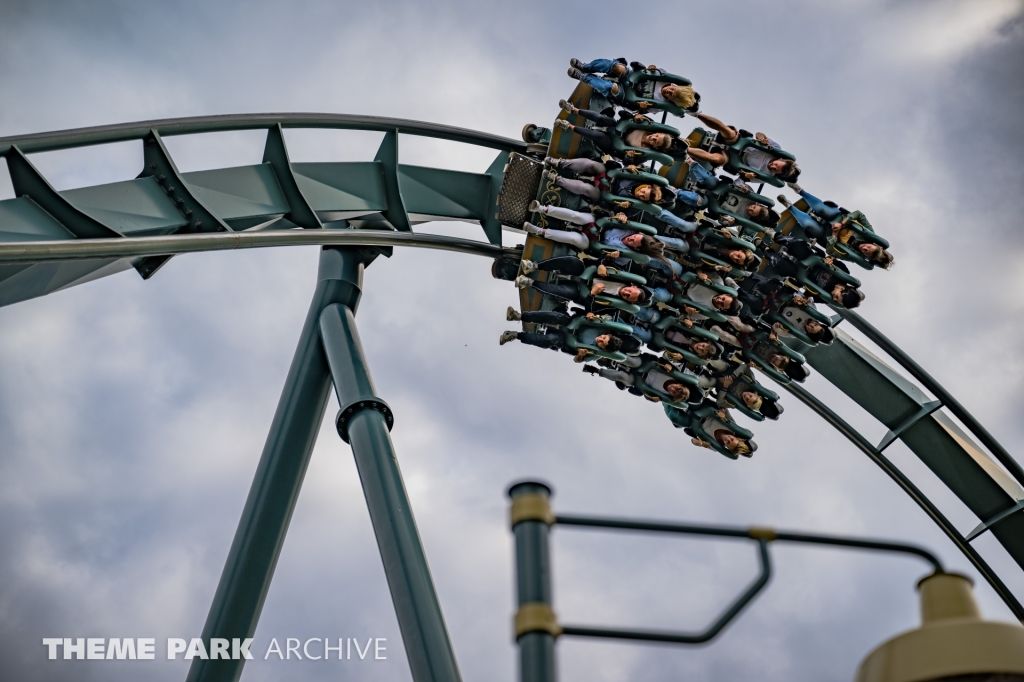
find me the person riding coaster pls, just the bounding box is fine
[499,310,642,362]
[566,58,699,116]
[685,113,800,187]
[662,403,756,459]
[553,104,679,166]
[582,355,703,406]
[714,363,784,422]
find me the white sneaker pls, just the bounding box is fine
[786,182,803,194]
[776,194,792,208]
[520,259,538,275]
[542,169,559,182]
[543,157,560,168]
[528,199,542,212]
[499,331,518,345]
[553,119,571,131]
[514,275,533,289]
[558,99,574,113]
[506,306,521,321]
[522,222,543,236]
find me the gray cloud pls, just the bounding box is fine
[1,1,1024,681]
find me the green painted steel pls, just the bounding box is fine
[186,247,366,682]
[319,290,461,682]
[5,146,121,240]
[374,129,413,232]
[787,329,1024,572]
[779,380,1024,620]
[509,481,557,682]
[262,123,322,229]
[0,230,511,264]
[0,113,526,156]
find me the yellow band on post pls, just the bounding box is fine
[510,494,555,527]
[748,526,778,541]
[514,603,562,639]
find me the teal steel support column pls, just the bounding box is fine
[186,247,364,682]
[509,481,557,682]
[318,283,462,682]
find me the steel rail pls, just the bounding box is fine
[0,230,517,263]
[833,308,1024,489]
[0,113,527,156]
[779,380,1024,621]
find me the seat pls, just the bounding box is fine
[723,136,796,188]
[622,68,696,118]
[706,183,776,234]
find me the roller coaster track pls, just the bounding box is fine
[1,115,1023,681]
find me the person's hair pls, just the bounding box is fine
[623,286,648,303]
[724,248,755,267]
[602,335,623,352]
[713,428,750,455]
[643,132,674,151]
[805,326,825,343]
[753,208,781,227]
[872,248,895,270]
[775,159,800,182]
[743,392,763,410]
[768,353,790,370]
[636,234,677,271]
[633,184,663,203]
[664,381,689,401]
[840,287,864,309]
[663,83,697,109]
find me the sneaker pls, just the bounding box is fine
[520,259,538,275]
[776,194,792,208]
[558,99,574,114]
[553,119,571,131]
[582,364,600,375]
[542,169,560,183]
[499,331,518,345]
[542,157,560,168]
[569,58,584,70]
[567,67,584,81]
[786,182,803,194]
[506,306,522,321]
[514,275,533,289]
[522,221,543,236]
[528,199,542,212]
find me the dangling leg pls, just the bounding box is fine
[522,223,591,250]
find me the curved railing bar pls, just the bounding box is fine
[0,230,517,263]
[780,380,1024,621]
[0,113,527,156]
[833,308,1024,489]
[556,515,944,572]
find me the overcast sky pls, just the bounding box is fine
[1,1,1023,681]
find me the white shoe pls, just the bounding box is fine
[543,157,560,169]
[520,259,538,275]
[542,169,559,182]
[499,331,518,345]
[514,275,533,289]
[553,119,571,131]
[786,182,803,194]
[522,222,543,236]
[776,194,792,208]
[506,306,521,321]
[528,199,542,212]
[558,99,574,113]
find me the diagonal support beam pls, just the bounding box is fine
[262,124,322,229]
[5,146,121,239]
[134,129,232,279]
[374,129,412,232]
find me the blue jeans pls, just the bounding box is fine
[658,209,698,234]
[787,204,825,240]
[633,306,661,324]
[687,162,719,190]
[675,189,708,209]
[799,190,841,222]
[579,75,622,102]
[629,324,653,343]
[580,59,623,74]
[649,287,672,304]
